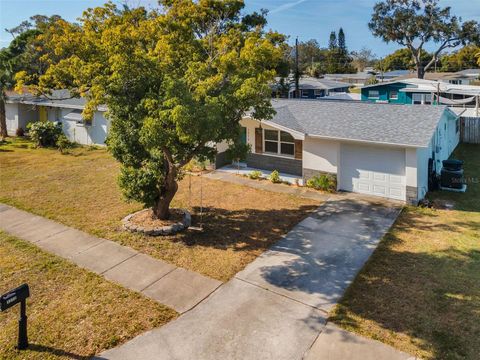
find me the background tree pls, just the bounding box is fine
[23,1,284,220]
[0,15,62,140]
[351,47,377,72]
[440,45,480,72]
[381,48,432,71]
[369,0,480,78]
[326,29,355,74]
[328,31,337,51]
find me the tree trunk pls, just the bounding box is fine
[0,95,8,140]
[152,164,178,220]
[416,65,425,79]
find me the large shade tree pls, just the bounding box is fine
[20,1,284,219]
[369,0,480,78]
[0,15,64,140]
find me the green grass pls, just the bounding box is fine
[0,231,177,359]
[0,137,317,281]
[331,143,480,360]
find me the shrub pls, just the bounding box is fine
[27,121,62,147]
[16,127,25,137]
[56,134,73,154]
[268,170,281,183]
[248,170,262,180]
[306,174,337,192]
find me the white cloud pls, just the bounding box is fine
[269,0,308,14]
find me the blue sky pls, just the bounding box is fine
[1,0,479,56]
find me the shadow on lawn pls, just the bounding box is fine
[329,215,480,360]
[26,344,90,360]
[171,203,318,251]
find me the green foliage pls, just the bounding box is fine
[381,48,432,71]
[365,76,379,85]
[27,121,62,147]
[56,134,73,154]
[369,0,480,77]
[29,2,284,216]
[226,141,251,163]
[306,174,336,192]
[268,170,281,184]
[440,45,480,72]
[248,170,262,180]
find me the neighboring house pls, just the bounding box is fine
[323,72,373,86]
[440,69,480,85]
[287,77,351,99]
[361,78,480,109]
[5,90,109,145]
[376,70,411,81]
[216,99,460,204]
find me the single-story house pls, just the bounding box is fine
[5,90,109,145]
[440,69,480,85]
[361,78,480,109]
[287,77,351,99]
[217,99,460,204]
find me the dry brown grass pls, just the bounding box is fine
[0,138,318,281]
[0,231,177,359]
[331,144,480,360]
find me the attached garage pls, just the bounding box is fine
[339,144,406,201]
[231,99,460,205]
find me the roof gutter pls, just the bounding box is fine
[306,133,426,148]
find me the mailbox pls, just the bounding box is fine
[1,283,30,349]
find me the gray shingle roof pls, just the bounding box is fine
[6,90,107,111]
[293,77,351,90]
[267,99,448,147]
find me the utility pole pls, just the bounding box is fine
[295,37,299,99]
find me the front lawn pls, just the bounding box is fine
[0,231,177,359]
[0,138,318,281]
[331,143,480,360]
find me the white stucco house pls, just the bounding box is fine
[216,99,460,204]
[5,90,108,145]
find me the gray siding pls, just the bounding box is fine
[247,153,302,176]
[215,151,230,169]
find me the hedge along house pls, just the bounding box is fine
[216,99,460,204]
[5,90,109,145]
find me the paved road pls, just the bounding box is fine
[98,197,413,360]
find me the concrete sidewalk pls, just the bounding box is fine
[0,203,221,314]
[97,197,412,360]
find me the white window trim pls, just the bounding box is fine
[263,129,295,158]
[368,90,380,99]
[389,90,398,100]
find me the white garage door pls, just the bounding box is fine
[339,144,406,201]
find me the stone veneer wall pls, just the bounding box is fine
[303,168,337,185]
[246,153,302,176]
[406,186,418,205]
[215,151,229,169]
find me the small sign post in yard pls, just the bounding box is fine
[1,283,30,350]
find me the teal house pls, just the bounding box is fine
[361,79,436,105]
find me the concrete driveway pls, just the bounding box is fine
[97,196,408,360]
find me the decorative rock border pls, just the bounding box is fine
[122,208,191,236]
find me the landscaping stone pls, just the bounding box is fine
[142,268,222,314]
[122,208,191,236]
[103,253,176,292]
